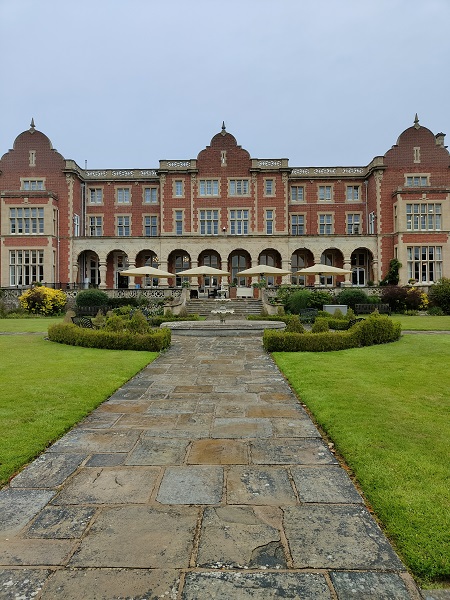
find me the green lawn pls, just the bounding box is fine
[0,332,157,487]
[0,316,64,332]
[390,314,450,331]
[273,334,450,586]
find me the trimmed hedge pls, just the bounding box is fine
[48,323,171,351]
[263,313,401,352]
[264,329,357,352]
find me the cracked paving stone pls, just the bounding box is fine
[181,571,332,599]
[40,568,180,599]
[284,505,405,570]
[330,571,413,599]
[197,506,286,569]
[53,466,160,504]
[69,505,198,568]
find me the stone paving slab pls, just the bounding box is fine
[39,568,180,600]
[284,504,405,570]
[68,506,199,568]
[0,334,425,599]
[181,571,332,599]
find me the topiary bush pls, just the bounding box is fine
[352,313,401,346]
[428,278,450,314]
[336,288,369,309]
[311,317,330,333]
[19,286,67,316]
[75,289,109,307]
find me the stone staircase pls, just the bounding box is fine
[185,298,263,319]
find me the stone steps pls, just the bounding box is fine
[186,298,263,319]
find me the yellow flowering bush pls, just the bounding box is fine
[19,286,67,316]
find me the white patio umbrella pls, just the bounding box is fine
[179,266,230,277]
[296,264,352,276]
[119,265,175,278]
[236,265,291,277]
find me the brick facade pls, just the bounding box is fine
[1,117,449,289]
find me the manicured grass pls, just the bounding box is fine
[0,334,157,487]
[391,314,450,331]
[273,334,449,585]
[0,316,63,332]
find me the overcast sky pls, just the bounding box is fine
[1,0,449,169]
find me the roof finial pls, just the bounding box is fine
[414,113,420,129]
[29,118,36,133]
[221,121,226,136]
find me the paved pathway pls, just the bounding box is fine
[0,333,425,599]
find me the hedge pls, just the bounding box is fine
[263,313,401,352]
[48,323,171,351]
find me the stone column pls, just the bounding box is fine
[342,255,353,287]
[99,262,107,289]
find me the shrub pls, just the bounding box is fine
[75,289,109,307]
[19,286,67,316]
[48,323,171,351]
[284,315,305,333]
[380,258,402,286]
[308,290,335,309]
[428,306,444,316]
[285,289,312,313]
[311,317,330,333]
[428,278,450,314]
[380,286,409,312]
[336,288,369,309]
[263,330,357,352]
[352,313,401,346]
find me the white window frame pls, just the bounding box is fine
[264,179,274,196]
[407,246,442,283]
[117,188,131,204]
[174,180,184,197]
[406,203,441,231]
[405,175,429,187]
[199,179,219,197]
[318,185,333,203]
[117,215,131,236]
[144,215,158,236]
[199,209,219,235]
[265,209,274,234]
[319,213,333,235]
[144,187,158,204]
[229,179,250,196]
[346,185,360,202]
[291,214,305,235]
[21,179,45,191]
[290,185,304,202]
[88,215,103,237]
[9,207,44,234]
[347,213,361,234]
[174,210,183,235]
[88,188,103,204]
[230,209,249,235]
[9,249,44,286]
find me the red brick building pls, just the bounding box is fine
[1,117,448,290]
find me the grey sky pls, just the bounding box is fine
[1,0,449,169]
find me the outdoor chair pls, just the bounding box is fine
[71,316,97,329]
